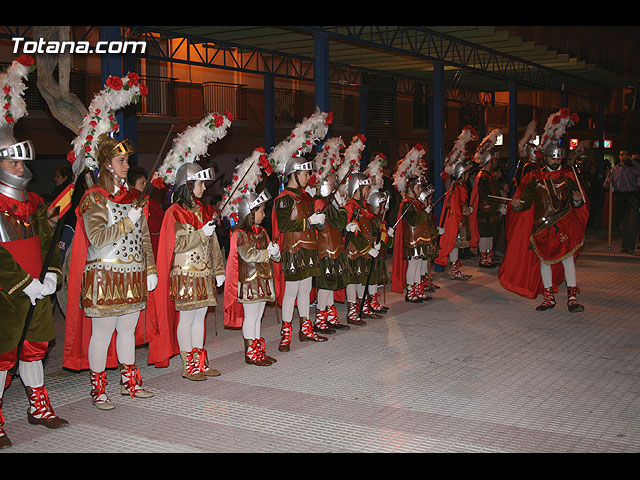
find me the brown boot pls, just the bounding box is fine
[278,321,292,352]
[25,386,69,428]
[299,317,328,342]
[180,350,207,381]
[259,337,277,363]
[193,347,221,377]
[536,287,556,311]
[567,286,584,313]
[120,364,154,398]
[346,301,366,325]
[0,399,13,449]
[244,338,272,366]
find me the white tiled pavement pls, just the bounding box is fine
[1,229,639,453]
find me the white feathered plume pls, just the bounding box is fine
[0,55,35,128]
[269,107,333,175]
[473,128,502,164]
[156,111,232,186]
[538,108,579,152]
[444,126,475,177]
[518,120,538,157]
[313,136,344,186]
[219,147,268,222]
[337,134,366,197]
[393,143,427,193]
[68,72,148,179]
[365,153,387,190]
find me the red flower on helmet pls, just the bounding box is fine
[571,113,580,123]
[225,110,234,122]
[106,76,123,90]
[16,54,35,67]
[325,112,334,125]
[127,72,140,86]
[560,108,570,118]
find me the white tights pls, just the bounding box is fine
[406,259,422,285]
[177,306,207,352]
[88,312,140,372]
[449,248,459,263]
[0,361,45,399]
[282,277,312,322]
[478,237,493,253]
[242,302,266,340]
[540,257,577,289]
[316,289,334,311]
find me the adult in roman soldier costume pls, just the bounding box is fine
[514,120,541,189]
[390,143,435,302]
[310,137,350,333]
[499,109,589,312]
[149,112,232,380]
[435,126,476,281]
[222,149,280,366]
[269,108,332,352]
[64,72,157,410]
[469,128,505,269]
[0,55,68,449]
[364,153,394,313]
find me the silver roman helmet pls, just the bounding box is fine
[544,140,566,160]
[368,188,390,213]
[283,154,314,177]
[174,162,214,188]
[237,189,272,223]
[346,172,371,198]
[0,125,35,201]
[452,161,472,181]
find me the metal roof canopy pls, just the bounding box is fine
[127,25,621,103]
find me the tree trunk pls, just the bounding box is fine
[32,26,87,135]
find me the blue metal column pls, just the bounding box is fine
[508,80,518,191]
[264,74,275,152]
[432,60,445,273]
[99,27,132,147]
[432,60,445,215]
[359,85,369,165]
[314,30,330,154]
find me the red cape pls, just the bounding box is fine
[223,227,247,328]
[148,201,213,366]
[391,198,410,293]
[63,186,160,371]
[468,170,486,248]
[434,183,467,267]
[498,168,589,299]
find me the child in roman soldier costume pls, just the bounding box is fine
[0,55,68,449]
[390,143,435,302]
[470,128,505,269]
[340,135,379,324]
[269,108,332,352]
[499,109,589,312]
[222,149,280,366]
[64,72,157,410]
[311,137,350,333]
[435,126,476,280]
[150,112,232,380]
[364,153,394,314]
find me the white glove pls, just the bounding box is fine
[368,247,379,258]
[438,227,445,235]
[41,272,58,296]
[387,226,394,237]
[215,275,226,287]
[469,206,473,214]
[127,207,142,225]
[499,204,507,216]
[373,242,381,251]
[308,212,325,225]
[23,278,45,305]
[267,241,280,258]
[425,205,433,214]
[147,273,158,292]
[201,221,216,237]
[345,222,358,233]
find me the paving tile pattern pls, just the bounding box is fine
[1,230,639,453]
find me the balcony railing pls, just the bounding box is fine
[203,81,246,120]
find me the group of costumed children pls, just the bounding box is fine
[0,56,589,448]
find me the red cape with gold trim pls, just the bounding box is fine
[498,168,589,299]
[62,186,159,371]
[390,198,411,293]
[434,182,467,267]
[147,201,213,366]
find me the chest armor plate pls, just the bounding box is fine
[172,222,213,274]
[238,230,272,281]
[533,177,570,227]
[85,196,146,275]
[0,210,39,242]
[280,195,317,253]
[316,204,345,259]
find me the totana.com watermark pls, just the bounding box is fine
[12,37,147,55]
